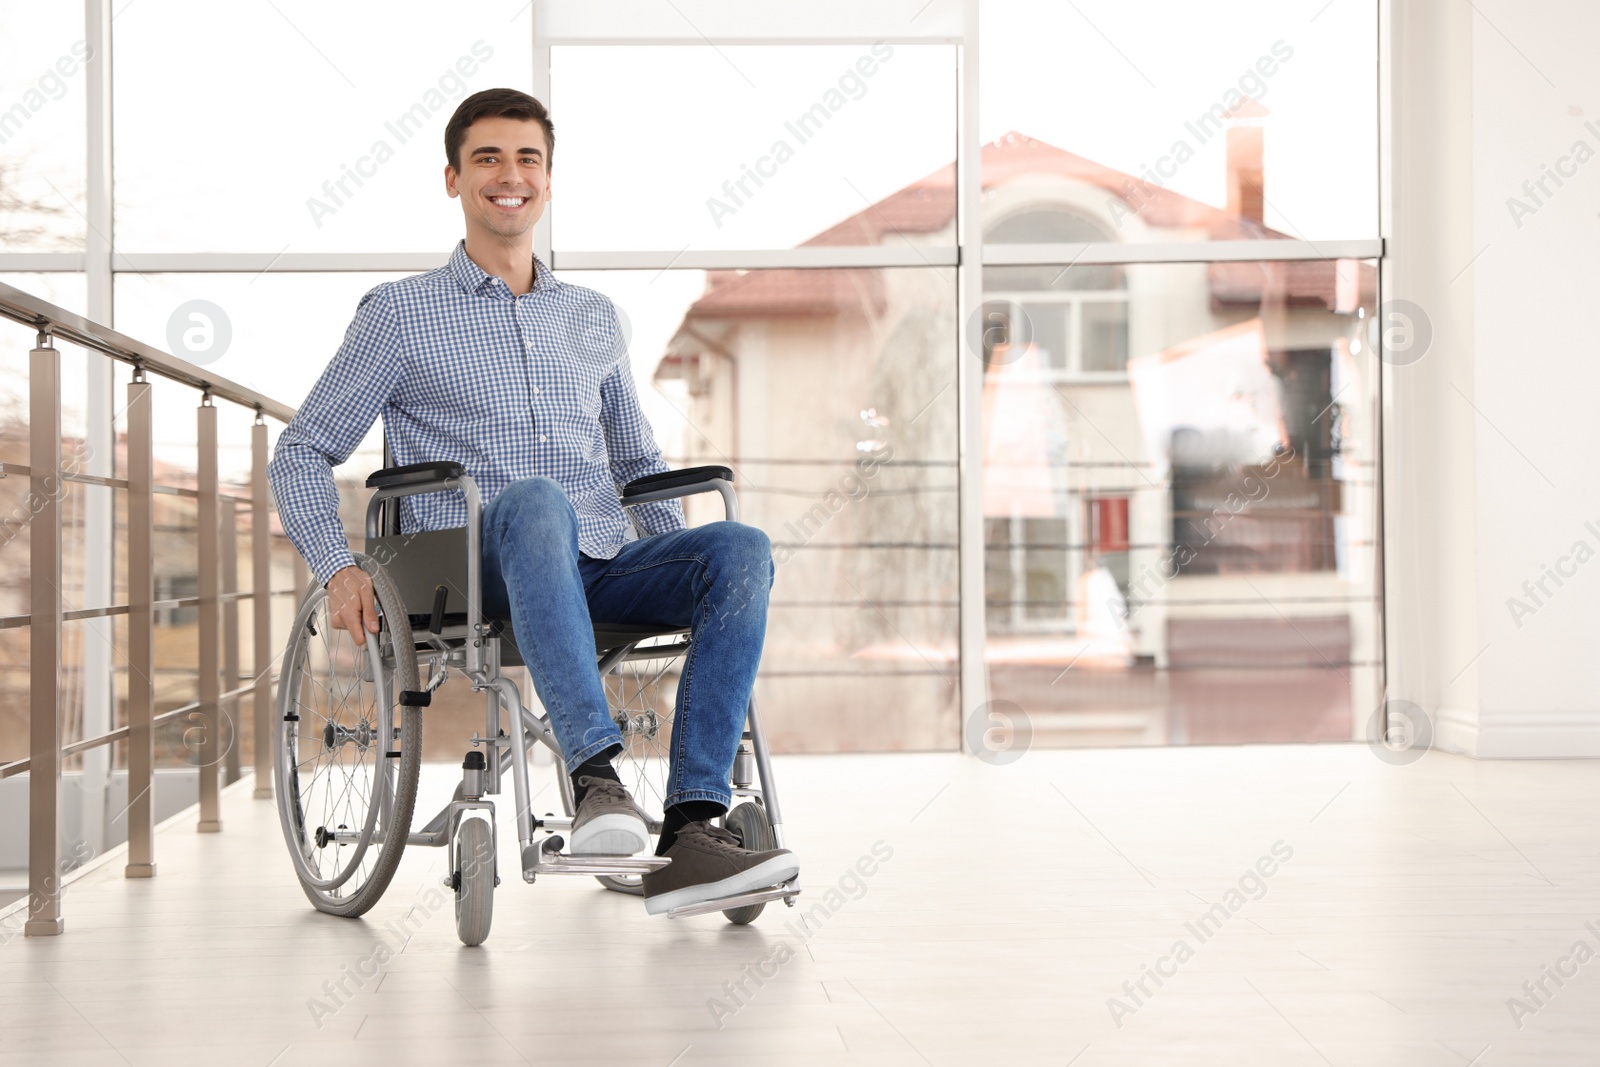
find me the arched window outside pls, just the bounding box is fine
[981,209,1130,377]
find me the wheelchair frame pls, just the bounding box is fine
[352,460,797,924]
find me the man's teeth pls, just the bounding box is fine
[492,197,526,207]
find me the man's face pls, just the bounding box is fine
[445,115,551,241]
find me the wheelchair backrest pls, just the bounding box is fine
[365,525,472,624]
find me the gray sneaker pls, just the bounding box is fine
[570,776,649,856]
[642,820,798,915]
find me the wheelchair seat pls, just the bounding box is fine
[365,522,691,667]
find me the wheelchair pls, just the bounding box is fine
[271,454,799,945]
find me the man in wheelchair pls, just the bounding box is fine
[268,87,798,916]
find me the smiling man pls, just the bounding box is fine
[268,88,798,916]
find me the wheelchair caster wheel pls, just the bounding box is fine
[454,818,494,946]
[721,802,774,925]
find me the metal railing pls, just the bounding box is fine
[0,281,302,936]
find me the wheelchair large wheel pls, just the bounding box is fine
[274,553,423,918]
[588,640,683,895]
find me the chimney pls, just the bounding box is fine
[1223,97,1267,225]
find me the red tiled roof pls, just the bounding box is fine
[678,131,1355,321]
[682,266,889,320]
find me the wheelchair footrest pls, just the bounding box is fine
[521,838,671,881]
[666,878,801,920]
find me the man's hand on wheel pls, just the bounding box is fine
[326,565,381,646]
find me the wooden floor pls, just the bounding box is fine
[3,743,1598,1066]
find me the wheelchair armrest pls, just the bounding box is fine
[621,465,733,502]
[366,461,467,490]
[365,462,476,540]
[621,465,738,520]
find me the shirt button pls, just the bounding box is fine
[538,435,548,443]
[533,386,542,394]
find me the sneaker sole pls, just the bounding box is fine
[644,854,800,916]
[570,812,648,856]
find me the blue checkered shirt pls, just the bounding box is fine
[269,241,684,587]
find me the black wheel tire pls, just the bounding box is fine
[596,871,646,896]
[721,801,774,925]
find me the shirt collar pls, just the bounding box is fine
[447,240,553,298]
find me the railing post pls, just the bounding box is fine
[196,396,222,832]
[125,370,156,877]
[26,335,64,936]
[221,495,241,787]
[252,418,273,798]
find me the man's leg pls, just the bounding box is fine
[579,520,771,818]
[578,520,797,912]
[481,477,645,854]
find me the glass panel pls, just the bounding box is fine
[113,1,533,252]
[0,625,24,762]
[558,267,958,752]
[1082,299,1130,372]
[113,272,414,481]
[980,0,1378,243]
[0,4,88,251]
[0,272,89,320]
[981,258,1380,747]
[152,493,201,772]
[550,45,956,250]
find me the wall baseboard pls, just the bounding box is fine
[1434,708,1600,758]
[1433,705,1481,757]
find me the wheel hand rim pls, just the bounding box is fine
[276,589,392,895]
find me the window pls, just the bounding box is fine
[984,211,1131,378]
[0,0,1382,756]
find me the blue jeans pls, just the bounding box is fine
[480,476,772,809]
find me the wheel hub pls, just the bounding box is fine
[613,708,660,741]
[322,719,374,752]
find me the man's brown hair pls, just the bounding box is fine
[444,88,555,173]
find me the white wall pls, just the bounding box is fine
[1387,0,1600,756]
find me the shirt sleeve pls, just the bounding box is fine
[597,301,686,536]
[268,285,406,587]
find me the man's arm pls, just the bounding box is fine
[268,285,406,587]
[597,302,685,535]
